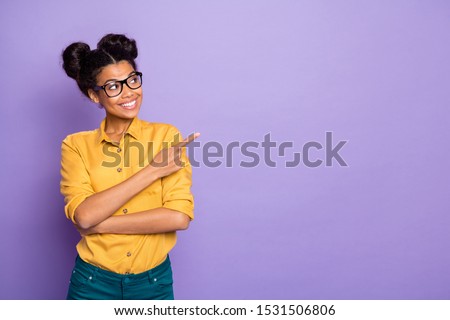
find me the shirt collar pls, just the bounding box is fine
[96,117,142,144]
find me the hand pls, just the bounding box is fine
[150,132,200,179]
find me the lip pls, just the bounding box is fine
[118,99,137,110]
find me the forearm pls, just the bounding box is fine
[88,208,190,235]
[74,166,160,229]
[73,132,199,229]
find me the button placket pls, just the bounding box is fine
[116,140,124,173]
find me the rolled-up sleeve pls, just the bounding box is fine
[161,128,195,220]
[60,137,95,224]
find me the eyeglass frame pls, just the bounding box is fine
[93,71,143,98]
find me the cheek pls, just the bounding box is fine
[102,94,119,103]
[135,90,143,104]
[101,98,119,110]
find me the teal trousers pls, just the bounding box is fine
[66,255,174,300]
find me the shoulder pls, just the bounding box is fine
[61,129,99,148]
[137,119,186,144]
[138,119,179,132]
[137,119,183,140]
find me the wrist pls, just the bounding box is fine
[144,165,162,181]
[89,223,100,234]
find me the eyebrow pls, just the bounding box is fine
[103,71,137,85]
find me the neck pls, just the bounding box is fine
[104,115,134,135]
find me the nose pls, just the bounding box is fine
[121,84,134,98]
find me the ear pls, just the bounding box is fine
[88,89,100,104]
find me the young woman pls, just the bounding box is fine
[60,33,199,300]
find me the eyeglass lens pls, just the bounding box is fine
[104,73,142,97]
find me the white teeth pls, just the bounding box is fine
[121,100,136,108]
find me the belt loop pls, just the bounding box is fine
[146,267,153,283]
[91,265,98,282]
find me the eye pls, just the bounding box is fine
[106,82,119,91]
[129,75,139,84]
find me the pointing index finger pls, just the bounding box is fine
[174,132,201,148]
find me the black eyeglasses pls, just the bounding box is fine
[93,72,143,98]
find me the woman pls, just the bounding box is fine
[60,33,199,300]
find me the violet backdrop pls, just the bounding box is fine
[1,0,449,299]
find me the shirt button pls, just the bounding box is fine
[117,168,122,172]
[117,148,122,153]
[123,208,128,214]
[127,252,132,257]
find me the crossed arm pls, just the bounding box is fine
[75,168,190,236]
[70,133,200,236]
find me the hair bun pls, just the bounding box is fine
[62,42,91,80]
[97,34,138,60]
[61,34,139,98]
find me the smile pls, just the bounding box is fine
[119,100,137,109]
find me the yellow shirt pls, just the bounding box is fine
[60,117,194,274]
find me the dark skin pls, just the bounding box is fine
[76,132,200,236]
[76,61,200,235]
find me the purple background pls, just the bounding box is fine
[1,0,449,299]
